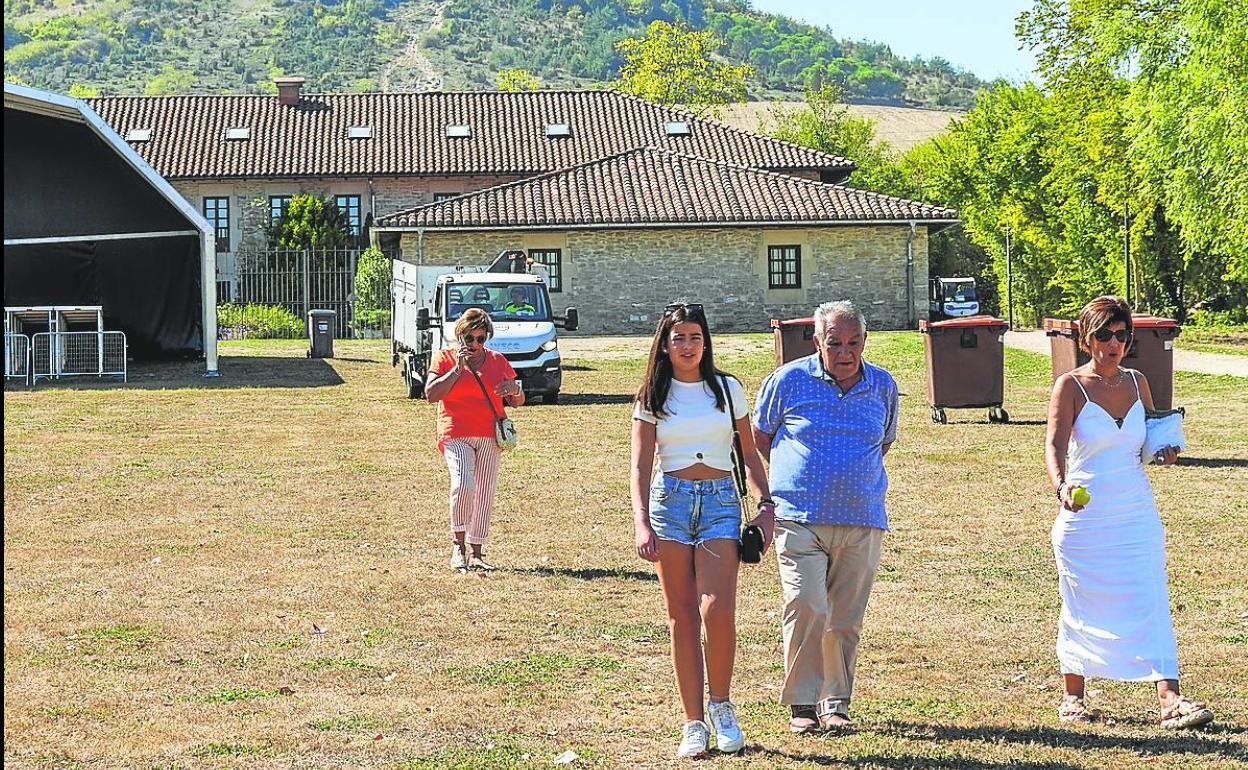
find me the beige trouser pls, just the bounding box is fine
[775,520,883,714]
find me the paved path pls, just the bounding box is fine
[1004,331,1248,378]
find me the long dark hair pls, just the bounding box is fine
[637,303,729,418]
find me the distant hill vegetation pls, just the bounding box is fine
[4,0,985,107]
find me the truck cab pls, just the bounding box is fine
[391,253,577,404]
[929,277,980,320]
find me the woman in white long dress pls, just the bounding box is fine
[1044,296,1214,729]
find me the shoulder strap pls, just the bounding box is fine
[469,366,503,422]
[1069,373,1090,401]
[1129,369,1141,399]
[720,375,748,498]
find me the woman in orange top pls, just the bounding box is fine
[426,308,524,571]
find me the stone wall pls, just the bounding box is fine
[171,175,523,255]
[398,225,929,332]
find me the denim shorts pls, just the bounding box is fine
[648,474,742,546]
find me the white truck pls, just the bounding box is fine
[391,251,578,403]
[928,276,980,320]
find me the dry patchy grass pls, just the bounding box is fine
[4,334,1246,769]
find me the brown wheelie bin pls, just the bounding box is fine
[771,317,816,367]
[1044,318,1090,381]
[1126,316,1181,410]
[1045,316,1181,410]
[919,315,1010,424]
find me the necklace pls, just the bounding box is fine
[1090,367,1125,388]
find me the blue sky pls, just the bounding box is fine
[748,0,1037,81]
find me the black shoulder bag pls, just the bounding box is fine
[721,375,763,563]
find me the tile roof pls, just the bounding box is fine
[86,90,854,180]
[374,147,957,229]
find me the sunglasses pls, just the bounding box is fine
[462,334,488,344]
[1092,327,1131,343]
[664,302,705,318]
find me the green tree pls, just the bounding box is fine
[67,83,100,98]
[268,195,350,251]
[1019,0,1248,291]
[352,247,392,332]
[144,65,195,95]
[496,67,541,92]
[613,20,752,116]
[764,85,904,194]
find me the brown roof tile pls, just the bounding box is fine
[375,147,957,229]
[86,90,853,180]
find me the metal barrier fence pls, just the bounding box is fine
[4,333,31,384]
[31,331,127,383]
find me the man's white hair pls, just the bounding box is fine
[813,300,867,338]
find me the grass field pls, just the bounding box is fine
[4,333,1246,769]
[1175,327,1248,358]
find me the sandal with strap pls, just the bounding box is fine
[1160,696,1214,730]
[1057,696,1101,723]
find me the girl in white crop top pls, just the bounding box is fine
[629,301,773,758]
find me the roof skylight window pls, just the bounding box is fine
[446,124,471,138]
[545,123,571,137]
[347,126,374,139]
[664,121,691,136]
[125,127,152,142]
[225,127,251,140]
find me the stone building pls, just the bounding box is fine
[87,78,957,330]
[374,147,955,332]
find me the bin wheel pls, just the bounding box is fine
[542,392,559,405]
[988,406,1010,424]
[404,361,423,399]
[931,407,947,425]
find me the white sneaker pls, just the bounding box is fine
[707,700,744,752]
[676,719,710,758]
[449,546,467,571]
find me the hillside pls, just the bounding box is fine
[3,0,987,107]
[715,101,957,153]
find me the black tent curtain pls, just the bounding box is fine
[3,108,192,240]
[4,105,204,359]
[4,238,203,359]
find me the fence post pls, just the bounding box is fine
[302,249,311,322]
[348,249,358,339]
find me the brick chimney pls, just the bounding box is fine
[275,76,305,106]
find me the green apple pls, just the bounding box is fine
[1071,485,1091,506]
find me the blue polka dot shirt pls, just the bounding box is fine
[753,354,899,530]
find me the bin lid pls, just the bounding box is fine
[770,317,814,329]
[1043,317,1078,333]
[920,315,1008,332]
[307,309,337,318]
[1044,315,1178,332]
[1130,315,1179,329]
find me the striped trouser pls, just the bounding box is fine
[442,437,502,546]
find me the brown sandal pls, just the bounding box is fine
[1058,696,1101,723]
[1160,696,1214,730]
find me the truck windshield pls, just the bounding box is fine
[444,282,552,321]
[942,282,977,302]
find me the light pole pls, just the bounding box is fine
[1005,227,1014,328]
[1124,203,1132,307]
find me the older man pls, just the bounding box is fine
[752,300,899,733]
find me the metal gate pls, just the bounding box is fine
[235,249,358,337]
[4,333,31,384]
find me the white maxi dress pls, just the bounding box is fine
[1051,373,1179,681]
